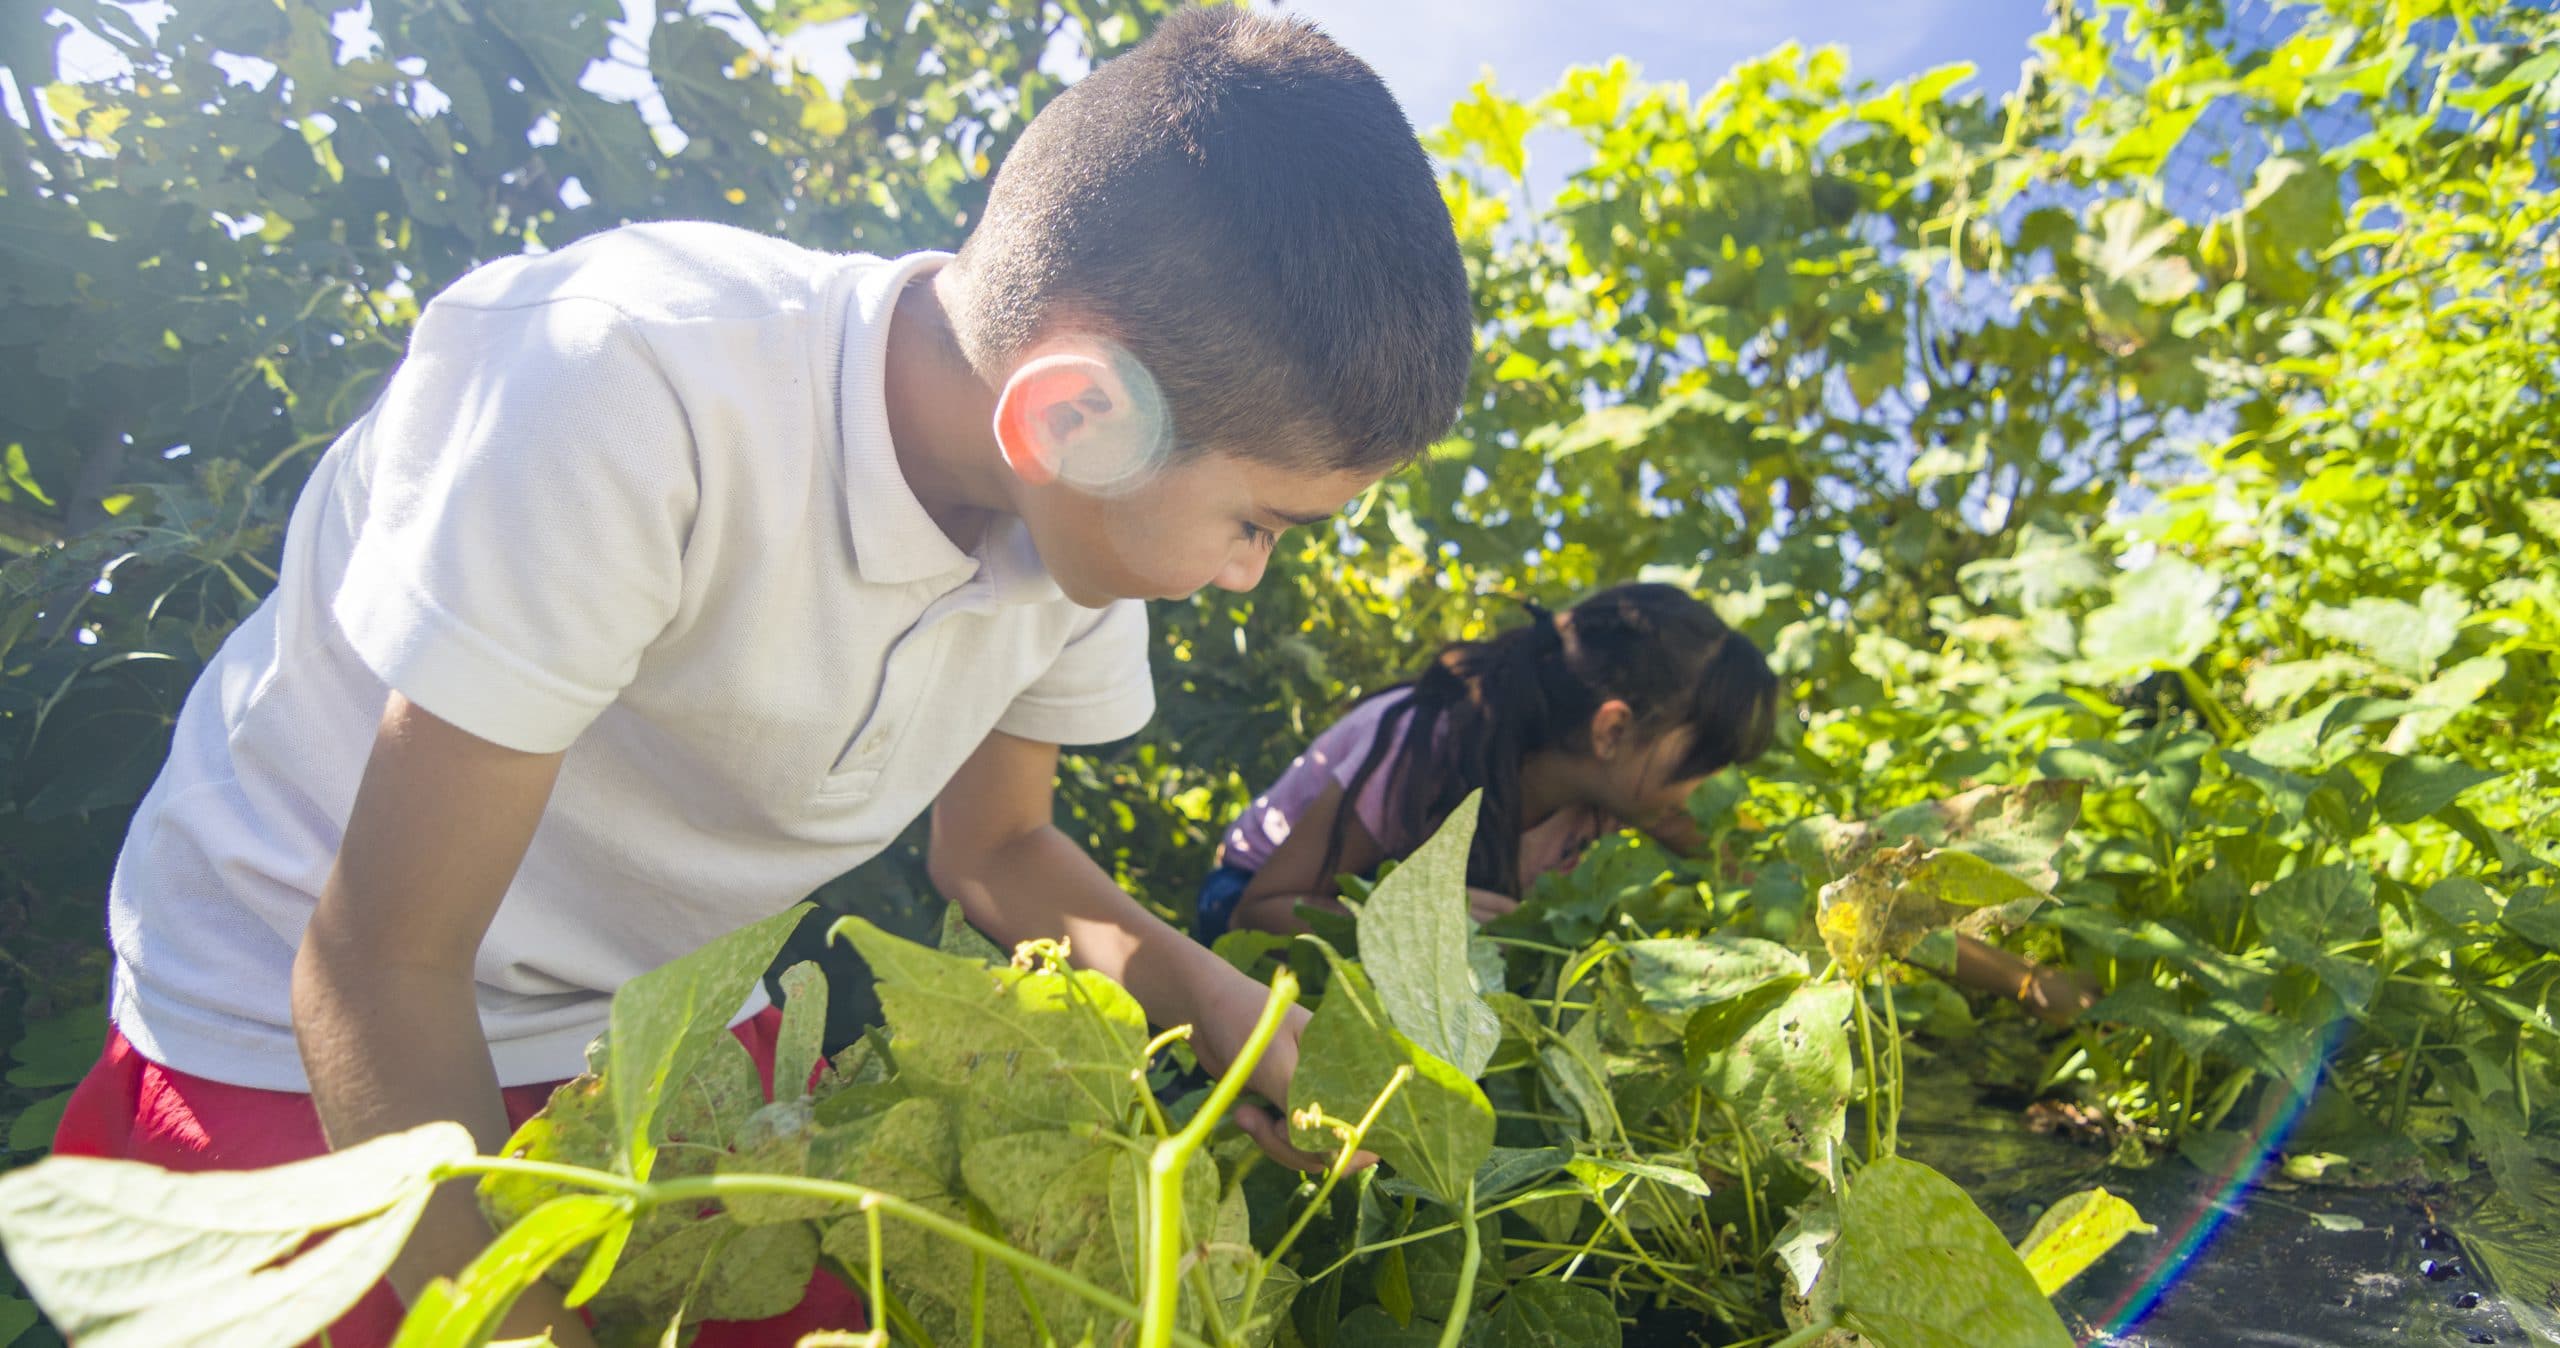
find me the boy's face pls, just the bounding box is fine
[1022,449,1379,605]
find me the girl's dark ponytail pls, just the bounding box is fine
[1314,583,1780,901]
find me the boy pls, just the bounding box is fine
[54,9,1474,1344]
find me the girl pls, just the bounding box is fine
[1199,583,1778,941]
[1198,583,2094,1026]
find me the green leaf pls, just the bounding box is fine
[1481,1279,1622,1348]
[773,960,827,1101]
[2077,556,2221,681]
[2303,584,2467,679]
[2500,888,2560,954]
[834,914,1147,1146]
[1824,1156,2074,1348]
[1566,1154,1712,1199]
[392,1193,628,1348]
[5,1008,103,1089]
[1699,983,1854,1178]
[2013,1189,2153,1295]
[1623,936,1807,1016]
[2255,863,2379,1010]
[2376,755,2500,825]
[1539,1012,1615,1143]
[1682,978,1803,1065]
[0,1122,473,1348]
[611,905,810,1180]
[1289,948,1496,1206]
[1796,781,2083,890]
[1773,1192,1840,1297]
[1818,844,2047,978]
[1357,791,1501,1078]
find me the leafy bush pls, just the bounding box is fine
[2,0,2556,1340]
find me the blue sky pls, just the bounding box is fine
[1270,0,2054,137]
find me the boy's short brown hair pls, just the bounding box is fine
[947,8,1475,472]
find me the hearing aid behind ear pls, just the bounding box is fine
[997,337,1171,497]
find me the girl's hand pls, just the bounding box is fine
[1466,886,1520,923]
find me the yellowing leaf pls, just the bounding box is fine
[2014,1189,2153,1295]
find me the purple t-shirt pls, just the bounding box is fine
[1220,688,1616,884]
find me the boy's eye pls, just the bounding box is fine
[1241,521,1276,546]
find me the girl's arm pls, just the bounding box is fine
[1226,781,1388,936]
[291,694,600,1347]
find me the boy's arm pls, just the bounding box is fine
[929,730,1338,1171]
[291,692,598,1347]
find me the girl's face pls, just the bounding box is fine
[1585,707,1705,827]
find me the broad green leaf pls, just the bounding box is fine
[717,1100,824,1226]
[1683,977,1804,1065]
[773,960,828,1101]
[1539,1012,1615,1143]
[2077,556,2221,681]
[2303,584,2467,679]
[2255,863,2380,1011]
[1357,791,1501,1078]
[1337,1305,1446,1347]
[1773,1193,1840,1297]
[1566,1154,1712,1199]
[2376,755,2500,825]
[1795,781,2082,890]
[2419,876,2502,930]
[0,1122,472,1348]
[936,901,1009,965]
[611,905,810,1180]
[392,1194,628,1348]
[835,915,1147,1144]
[962,1130,1103,1234]
[1290,950,1495,1207]
[1475,1147,1574,1201]
[2391,655,2507,743]
[1482,1278,1622,1348]
[1824,1157,2073,1348]
[595,1211,815,1325]
[2456,1196,2560,1345]
[1818,843,2045,978]
[2013,1189,2153,1295]
[1623,936,1807,1016]
[1699,983,1854,1178]
[2502,888,2560,954]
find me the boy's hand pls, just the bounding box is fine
[933,733,1378,1177]
[1186,979,1376,1176]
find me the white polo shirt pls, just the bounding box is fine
[105,222,1155,1091]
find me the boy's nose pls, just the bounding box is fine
[1212,546,1271,593]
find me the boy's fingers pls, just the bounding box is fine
[1231,1102,1375,1176]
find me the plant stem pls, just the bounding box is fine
[1879,975,1905,1153]
[1433,1181,1481,1348]
[1766,1316,1843,1348]
[1851,979,1885,1161]
[1249,1063,1412,1309]
[1140,969,1300,1348]
[443,1158,1204,1347]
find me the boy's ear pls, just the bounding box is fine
[992,348,1117,488]
[1590,699,1637,758]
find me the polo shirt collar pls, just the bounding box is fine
[838,249,973,587]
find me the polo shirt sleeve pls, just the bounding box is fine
[332,294,696,755]
[995,599,1156,747]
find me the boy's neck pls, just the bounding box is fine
[881,268,1013,549]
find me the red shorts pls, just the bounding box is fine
[53,1008,863,1347]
